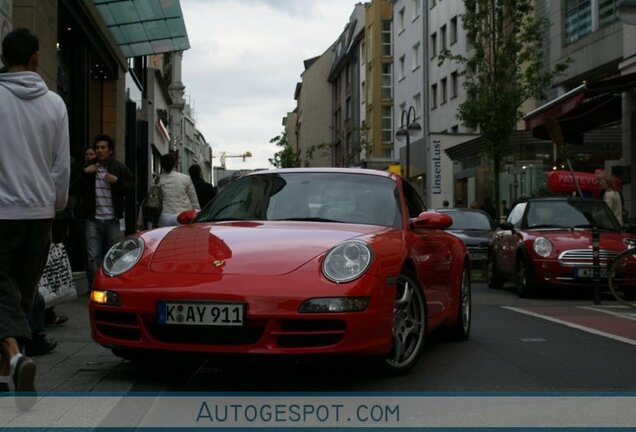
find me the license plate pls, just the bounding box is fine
[469,252,488,262]
[157,301,245,326]
[575,267,608,278]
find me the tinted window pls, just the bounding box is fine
[508,202,526,229]
[526,200,621,231]
[197,172,402,228]
[402,181,426,218]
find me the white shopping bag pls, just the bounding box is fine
[38,243,77,307]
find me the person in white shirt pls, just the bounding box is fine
[0,28,69,410]
[598,172,623,225]
[157,154,200,227]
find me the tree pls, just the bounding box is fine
[268,132,299,168]
[438,0,569,213]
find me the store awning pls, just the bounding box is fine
[524,72,636,142]
[444,128,620,161]
[93,0,190,58]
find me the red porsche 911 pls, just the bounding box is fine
[90,168,470,374]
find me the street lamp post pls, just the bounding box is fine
[396,106,422,180]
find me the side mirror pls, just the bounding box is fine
[623,222,636,234]
[499,221,514,231]
[177,209,199,225]
[412,211,453,230]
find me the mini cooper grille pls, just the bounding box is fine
[275,319,346,348]
[559,249,618,261]
[146,322,264,345]
[94,311,141,341]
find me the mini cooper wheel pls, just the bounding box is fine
[448,264,471,341]
[515,256,536,298]
[379,270,427,375]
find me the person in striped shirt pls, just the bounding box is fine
[77,134,133,291]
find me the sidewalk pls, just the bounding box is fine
[29,272,130,393]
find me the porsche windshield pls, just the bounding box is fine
[197,172,403,227]
[525,199,621,231]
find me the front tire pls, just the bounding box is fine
[448,264,471,341]
[486,253,504,289]
[378,269,427,375]
[515,256,536,298]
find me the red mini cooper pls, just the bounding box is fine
[488,197,636,298]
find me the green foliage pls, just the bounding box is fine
[438,0,570,212]
[268,132,299,168]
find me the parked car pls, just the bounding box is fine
[435,208,496,280]
[90,168,471,375]
[488,196,636,298]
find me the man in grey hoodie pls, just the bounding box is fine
[0,28,69,410]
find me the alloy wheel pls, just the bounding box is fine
[385,272,426,371]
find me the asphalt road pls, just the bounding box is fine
[25,278,636,394]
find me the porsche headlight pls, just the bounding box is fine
[533,237,552,258]
[103,237,144,276]
[322,241,373,283]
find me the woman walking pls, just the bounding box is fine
[157,154,200,227]
[599,172,622,225]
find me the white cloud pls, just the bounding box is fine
[180,0,362,170]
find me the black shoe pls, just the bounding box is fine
[44,314,69,327]
[25,335,58,356]
[13,356,36,411]
[0,382,9,395]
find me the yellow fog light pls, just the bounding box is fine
[91,290,120,306]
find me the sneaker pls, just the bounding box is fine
[44,314,69,327]
[25,335,58,356]
[13,356,36,411]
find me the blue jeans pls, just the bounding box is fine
[85,218,121,290]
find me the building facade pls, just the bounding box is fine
[393,0,425,196]
[295,51,333,167]
[328,3,366,168]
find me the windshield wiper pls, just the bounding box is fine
[528,224,562,229]
[274,217,342,223]
[569,224,619,232]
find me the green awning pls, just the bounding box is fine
[94,0,190,58]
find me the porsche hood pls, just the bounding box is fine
[148,221,385,275]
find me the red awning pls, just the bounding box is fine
[524,71,636,142]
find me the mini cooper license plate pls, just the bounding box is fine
[157,302,245,326]
[575,267,608,278]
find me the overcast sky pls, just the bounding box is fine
[180,0,363,171]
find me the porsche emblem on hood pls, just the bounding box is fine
[213,260,225,267]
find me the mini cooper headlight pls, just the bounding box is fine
[533,237,552,258]
[103,237,144,276]
[624,238,636,249]
[322,241,373,283]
